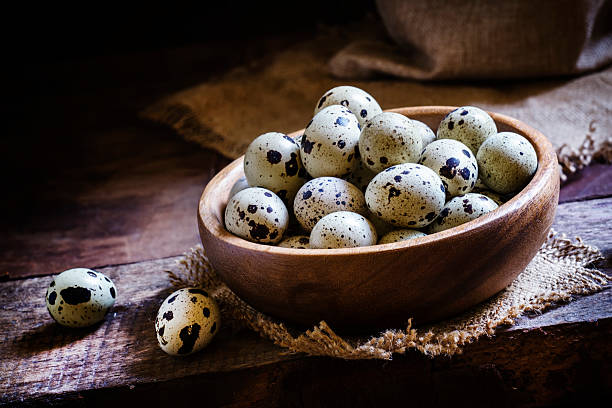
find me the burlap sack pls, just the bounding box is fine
[141,30,612,180]
[167,230,608,359]
[330,0,612,80]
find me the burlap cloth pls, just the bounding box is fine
[143,17,611,359]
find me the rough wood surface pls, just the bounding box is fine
[1,197,610,406]
[559,163,612,204]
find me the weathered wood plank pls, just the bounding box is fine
[0,125,230,280]
[1,198,610,405]
[559,163,612,204]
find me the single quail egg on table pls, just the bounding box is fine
[365,163,446,228]
[225,187,289,244]
[477,131,538,194]
[278,235,311,249]
[437,106,497,154]
[301,105,362,178]
[293,177,367,232]
[378,229,427,244]
[243,132,308,203]
[155,288,220,356]
[314,85,382,127]
[310,211,377,249]
[418,139,478,197]
[359,112,423,173]
[429,193,499,233]
[46,268,117,328]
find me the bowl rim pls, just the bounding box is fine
[198,106,557,257]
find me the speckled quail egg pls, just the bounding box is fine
[343,159,376,194]
[411,119,436,147]
[155,288,220,356]
[314,85,382,127]
[229,177,250,199]
[367,211,395,237]
[480,191,508,206]
[46,268,116,328]
[418,139,478,197]
[477,132,538,194]
[225,187,288,244]
[359,112,423,173]
[429,193,499,233]
[244,132,308,203]
[301,105,362,178]
[294,177,367,231]
[365,163,446,228]
[378,229,427,244]
[278,235,310,249]
[437,106,497,154]
[310,211,377,249]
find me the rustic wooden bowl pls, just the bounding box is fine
[198,106,559,330]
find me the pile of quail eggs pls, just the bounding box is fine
[225,85,538,248]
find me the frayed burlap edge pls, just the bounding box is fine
[556,122,612,182]
[165,229,609,360]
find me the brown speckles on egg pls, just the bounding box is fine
[429,193,498,233]
[314,86,382,127]
[437,106,497,154]
[310,211,377,248]
[419,139,478,197]
[365,163,445,228]
[294,177,367,232]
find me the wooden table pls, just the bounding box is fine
[1,39,610,407]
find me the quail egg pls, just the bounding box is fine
[378,229,427,244]
[310,211,377,249]
[225,187,289,244]
[244,132,308,203]
[359,112,423,173]
[301,105,362,178]
[367,211,395,237]
[437,106,497,154]
[155,288,220,356]
[314,85,382,127]
[293,177,367,232]
[278,235,310,249]
[365,163,446,228]
[429,193,499,233]
[412,119,436,147]
[418,139,478,197]
[477,132,538,194]
[229,177,250,199]
[343,159,376,194]
[46,268,116,328]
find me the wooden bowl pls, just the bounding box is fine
[198,106,559,330]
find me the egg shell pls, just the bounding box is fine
[477,131,538,194]
[367,211,395,237]
[412,119,437,147]
[224,187,289,244]
[378,229,427,244]
[301,105,362,178]
[294,177,367,232]
[155,288,220,356]
[437,106,497,154]
[278,235,311,249]
[229,177,250,199]
[314,85,382,127]
[46,268,116,328]
[359,112,423,173]
[429,193,499,233]
[418,139,478,197]
[365,163,446,228]
[310,211,377,249]
[343,159,376,194]
[243,132,308,203]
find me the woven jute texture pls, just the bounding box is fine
[166,230,608,360]
[141,28,612,181]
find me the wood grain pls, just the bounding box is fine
[559,163,612,204]
[1,197,609,406]
[198,107,560,328]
